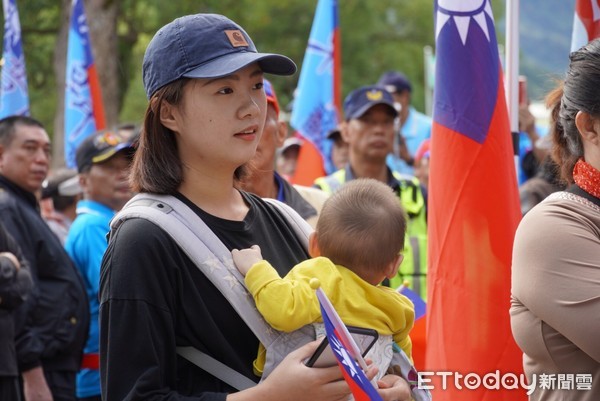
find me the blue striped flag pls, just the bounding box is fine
[0,0,29,117]
[65,0,106,168]
[289,0,341,185]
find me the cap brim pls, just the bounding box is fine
[280,137,303,152]
[349,102,398,120]
[58,175,82,197]
[183,52,297,79]
[91,142,135,164]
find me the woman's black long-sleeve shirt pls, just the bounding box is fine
[99,192,309,400]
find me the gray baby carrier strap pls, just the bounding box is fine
[109,193,313,390]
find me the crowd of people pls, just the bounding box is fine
[0,11,597,401]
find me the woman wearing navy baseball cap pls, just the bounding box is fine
[99,13,411,401]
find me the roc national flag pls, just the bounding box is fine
[315,286,383,401]
[571,0,600,52]
[65,0,105,168]
[428,1,524,400]
[0,0,29,117]
[290,0,340,185]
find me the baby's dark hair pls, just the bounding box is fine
[315,178,407,276]
[548,38,600,183]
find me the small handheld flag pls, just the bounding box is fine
[311,278,382,401]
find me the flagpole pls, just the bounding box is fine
[423,46,434,117]
[505,0,520,179]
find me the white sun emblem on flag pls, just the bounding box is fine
[330,335,365,383]
[436,0,494,45]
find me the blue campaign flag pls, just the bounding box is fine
[290,0,340,182]
[64,0,106,168]
[0,0,29,117]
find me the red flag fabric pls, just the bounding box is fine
[571,0,600,52]
[427,2,525,400]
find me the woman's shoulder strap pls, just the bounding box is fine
[111,193,278,346]
[263,198,313,248]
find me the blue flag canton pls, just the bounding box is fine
[433,0,500,144]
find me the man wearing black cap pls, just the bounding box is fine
[377,71,432,175]
[0,116,89,401]
[314,85,428,299]
[65,129,134,401]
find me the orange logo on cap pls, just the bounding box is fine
[366,90,383,101]
[94,131,121,148]
[225,30,249,47]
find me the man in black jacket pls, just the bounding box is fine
[0,116,89,401]
[0,221,33,401]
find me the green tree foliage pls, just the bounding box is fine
[18,0,61,134]
[4,0,511,162]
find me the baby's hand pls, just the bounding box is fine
[231,245,263,276]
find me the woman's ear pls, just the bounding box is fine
[575,111,599,144]
[308,232,320,258]
[159,99,179,132]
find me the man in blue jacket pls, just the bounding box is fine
[65,129,134,401]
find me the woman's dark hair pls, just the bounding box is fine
[549,39,600,183]
[131,79,246,194]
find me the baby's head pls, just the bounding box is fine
[314,178,407,283]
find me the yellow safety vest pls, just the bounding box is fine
[314,169,428,299]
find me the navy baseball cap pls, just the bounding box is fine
[343,85,398,121]
[143,14,297,99]
[377,71,412,94]
[75,130,134,173]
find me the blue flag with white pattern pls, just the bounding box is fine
[0,0,29,117]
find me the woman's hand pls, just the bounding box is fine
[228,340,350,401]
[377,374,412,401]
